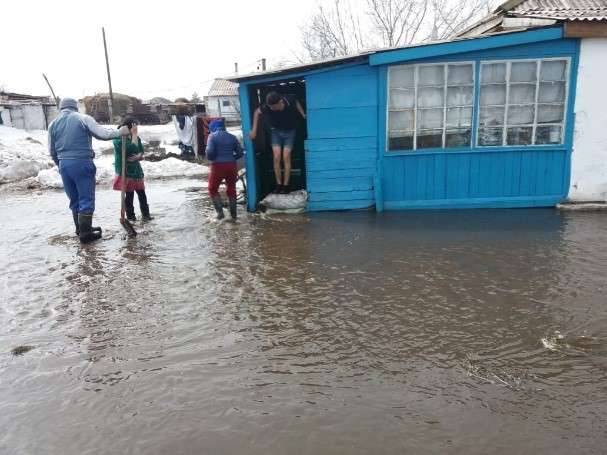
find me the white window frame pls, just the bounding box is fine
[477,57,571,147]
[387,61,476,152]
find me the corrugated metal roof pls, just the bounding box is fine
[207,79,239,97]
[508,0,607,21]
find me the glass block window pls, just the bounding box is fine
[388,62,474,151]
[478,58,569,147]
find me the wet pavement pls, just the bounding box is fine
[1,179,606,454]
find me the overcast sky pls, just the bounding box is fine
[2,0,318,100]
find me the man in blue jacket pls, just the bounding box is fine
[49,97,129,243]
[206,119,243,220]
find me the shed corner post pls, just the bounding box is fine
[375,65,388,212]
[238,83,257,212]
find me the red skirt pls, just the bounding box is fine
[113,176,145,192]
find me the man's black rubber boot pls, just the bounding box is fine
[212,195,225,220]
[78,213,102,244]
[73,211,101,236]
[229,198,237,220]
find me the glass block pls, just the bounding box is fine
[446,107,472,128]
[507,127,533,145]
[418,65,444,86]
[446,129,471,147]
[539,82,566,103]
[417,130,443,149]
[388,132,414,150]
[541,60,567,81]
[478,127,504,146]
[447,86,473,106]
[417,87,444,108]
[389,88,415,109]
[509,83,536,104]
[535,125,562,144]
[447,64,473,85]
[538,104,564,123]
[390,65,415,87]
[480,84,506,105]
[507,105,535,125]
[481,63,506,83]
[511,61,537,83]
[479,106,505,126]
[389,110,414,131]
[418,108,444,129]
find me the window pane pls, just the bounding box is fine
[507,105,535,125]
[448,64,473,85]
[541,60,567,81]
[479,106,505,126]
[482,63,506,83]
[511,61,537,82]
[447,86,473,106]
[509,84,536,104]
[539,82,566,103]
[507,127,533,145]
[478,127,503,146]
[446,129,471,147]
[418,65,444,86]
[480,84,506,105]
[535,125,562,144]
[390,66,414,87]
[538,104,564,123]
[389,110,414,131]
[447,107,472,127]
[390,88,415,108]
[389,133,414,150]
[418,87,444,108]
[418,108,444,129]
[417,130,443,148]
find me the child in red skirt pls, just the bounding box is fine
[206,119,243,220]
[112,118,153,221]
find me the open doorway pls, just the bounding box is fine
[248,78,307,204]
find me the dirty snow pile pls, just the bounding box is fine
[0,124,208,189]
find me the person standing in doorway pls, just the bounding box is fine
[48,97,129,243]
[207,119,243,220]
[249,91,306,194]
[112,118,153,221]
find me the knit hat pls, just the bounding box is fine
[59,97,78,111]
[209,118,225,133]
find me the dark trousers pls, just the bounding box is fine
[125,189,150,217]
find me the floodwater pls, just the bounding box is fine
[1,179,606,455]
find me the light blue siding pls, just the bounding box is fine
[305,65,379,211]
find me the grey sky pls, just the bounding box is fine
[2,0,317,100]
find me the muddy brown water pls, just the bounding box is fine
[1,179,606,454]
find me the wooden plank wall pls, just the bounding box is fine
[305,65,379,211]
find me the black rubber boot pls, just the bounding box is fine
[212,195,225,220]
[73,211,101,236]
[229,198,237,220]
[137,190,154,221]
[78,213,102,244]
[125,192,137,221]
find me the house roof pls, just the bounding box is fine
[228,27,563,83]
[503,0,607,21]
[207,79,239,97]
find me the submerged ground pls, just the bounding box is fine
[1,179,606,454]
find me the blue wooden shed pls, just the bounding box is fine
[231,26,579,212]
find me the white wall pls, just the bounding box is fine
[205,96,240,119]
[570,38,607,202]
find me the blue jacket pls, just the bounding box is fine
[206,129,243,163]
[48,108,120,164]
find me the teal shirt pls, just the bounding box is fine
[113,137,144,179]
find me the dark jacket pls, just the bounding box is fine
[206,129,243,163]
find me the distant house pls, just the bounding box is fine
[204,79,240,123]
[231,0,607,212]
[0,92,58,130]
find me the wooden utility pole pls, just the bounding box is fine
[42,73,59,106]
[261,58,267,71]
[102,27,114,123]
